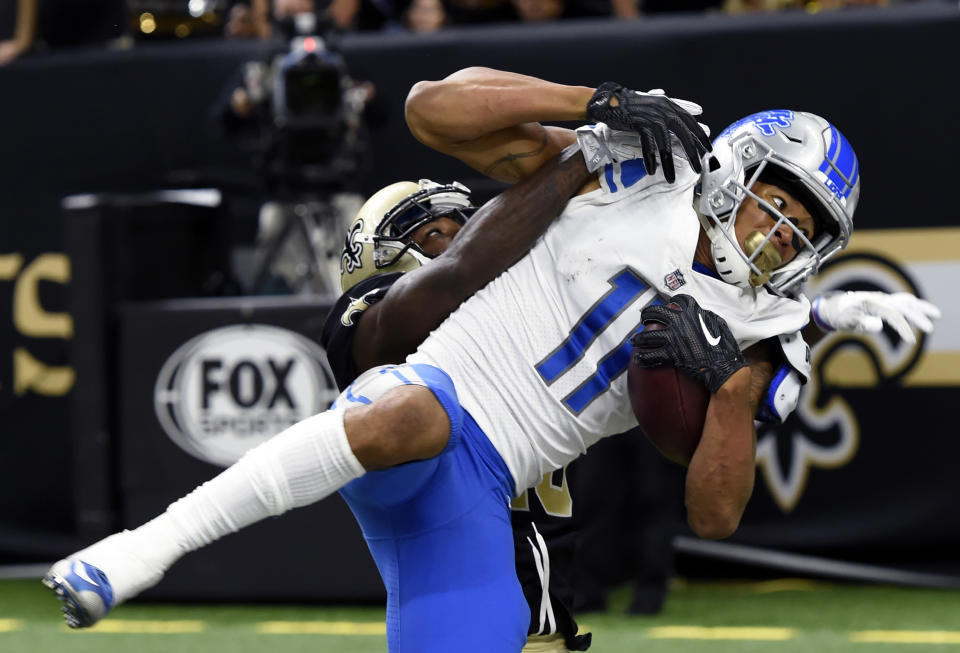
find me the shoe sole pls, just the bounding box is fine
[42,569,97,628]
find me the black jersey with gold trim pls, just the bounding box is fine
[320,272,402,391]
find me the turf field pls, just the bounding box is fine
[3,577,960,652]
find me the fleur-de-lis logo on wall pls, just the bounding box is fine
[756,253,932,512]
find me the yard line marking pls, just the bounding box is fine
[744,579,823,593]
[0,619,23,632]
[257,621,386,635]
[851,630,960,644]
[647,626,798,641]
[64,620,206,634]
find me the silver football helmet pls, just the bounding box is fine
[697,110,860,295]
[339,179,474,292]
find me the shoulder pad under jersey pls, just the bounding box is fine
[756,330,811,424]
[776,330,811,383]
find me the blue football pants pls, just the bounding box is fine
[333,363,529,653]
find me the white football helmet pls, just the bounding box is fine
[339,179,474,292]
[697,110,860,295]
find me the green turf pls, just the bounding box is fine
[3,577,960,652]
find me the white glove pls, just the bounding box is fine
[644,88,705,120]
[811,291,941,345]
[644,89,711,137]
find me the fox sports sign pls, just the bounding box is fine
[154,324,339,467]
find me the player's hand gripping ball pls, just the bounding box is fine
[628,295,747,465]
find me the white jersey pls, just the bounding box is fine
[408,162,811,494]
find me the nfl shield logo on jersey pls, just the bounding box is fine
[664,269,686,291]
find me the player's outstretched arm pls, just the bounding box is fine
[405,67,711,185]
[405,67,590,183]
[351,147,592,373]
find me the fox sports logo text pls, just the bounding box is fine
[154,325,339,467]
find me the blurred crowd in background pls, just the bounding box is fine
[0,0,951,66]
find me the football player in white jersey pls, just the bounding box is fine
[321,170,598,651]
[44,68,938,652]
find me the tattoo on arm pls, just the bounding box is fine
[482,130,549,178]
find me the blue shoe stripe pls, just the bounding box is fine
[66,561,115,609]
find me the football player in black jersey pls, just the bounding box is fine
[320,150,594,651]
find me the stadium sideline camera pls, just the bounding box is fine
[229,10,368,193]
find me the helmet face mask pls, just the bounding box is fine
[373,185,475,269]
[340,179,474,292]
[697,110,860,296]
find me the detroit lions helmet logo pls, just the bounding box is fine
[341,220,364,276]
[719,110,796,139]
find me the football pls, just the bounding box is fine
[627,321,710,466]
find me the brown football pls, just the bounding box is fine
[627,321,710,466]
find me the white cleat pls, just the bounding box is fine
[42,559,115,628]
[43,530,167,628]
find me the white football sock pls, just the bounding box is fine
[74,407,364,604]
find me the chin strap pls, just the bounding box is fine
[696,209,751,289]
[695,201,785,291]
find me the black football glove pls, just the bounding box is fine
[630,294,747,394]
[585,82,712,183]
